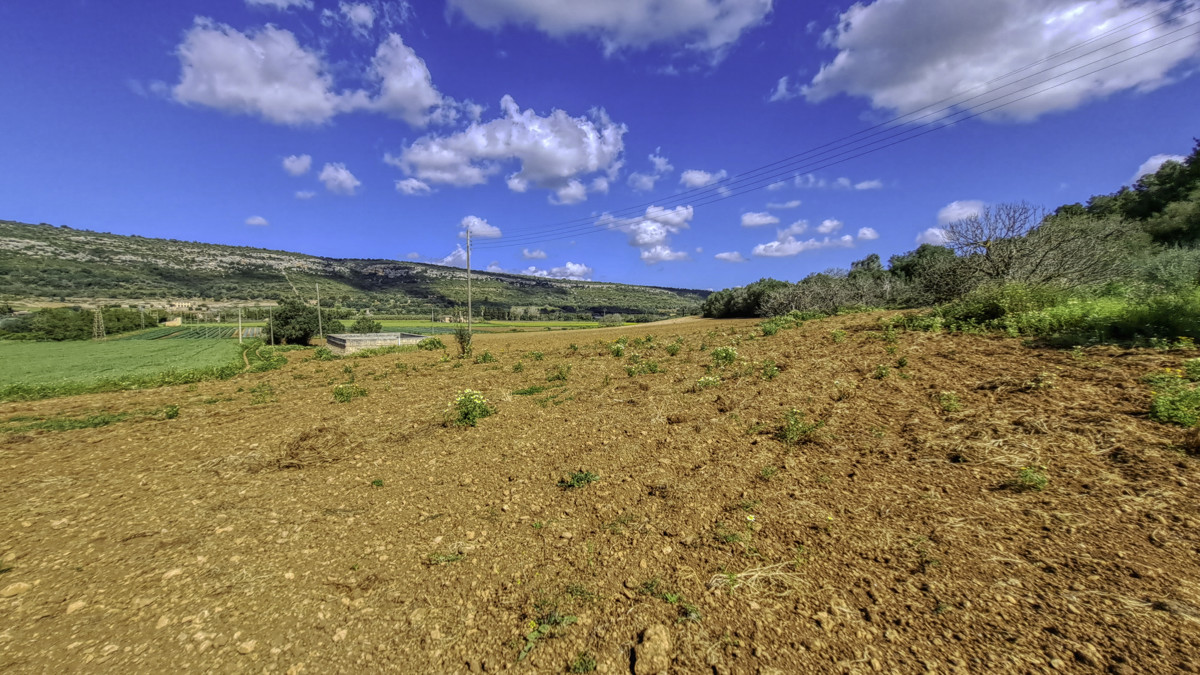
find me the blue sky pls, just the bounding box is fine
[1,0,1198,291]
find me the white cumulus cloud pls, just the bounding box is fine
[916,228,948,245]
[282,154,312,176]
[715,251,747,263]
[640,245,689,263]
[522,248,547,260]
[767,199,801,209]
[446,0,772,55]
[391,95,625,202]
[803,0,1200,122]
[340,2,375,34]
[855,179,883,190]
[173,19,345,125]
[816,219,843,234]
[518,261,594,280]
[319,162,361,195]
[173,21,455,128]
[245,215,269,226]
[598,204,694,264]
[367,33,454,127]
[937,200,985,226]
[1132,153,1187,183]
[552,179,588,205]
[857,227,880,240]
[679,168,727,188]
[246,0,312,9]
[741,211,780,227]
[753,234,855,257]
[628,150,674,192]
[395,178,432,195]
[459,215,502,239]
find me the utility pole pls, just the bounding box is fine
[315,283,323,338]
[466,227,472,339]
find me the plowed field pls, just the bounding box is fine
[2,314,1199,674]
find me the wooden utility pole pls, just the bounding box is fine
[466,228,472,339]
[315,283,323,338]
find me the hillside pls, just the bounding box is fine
[0,221,707,316]
[2,314,1197,672]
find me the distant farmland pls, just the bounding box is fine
[0,339,240,397]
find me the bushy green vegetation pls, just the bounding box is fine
[705,140,1200,345]
[446,389,493,427]
[0,305,169,341]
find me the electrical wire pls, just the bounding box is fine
[467,13,1200,250]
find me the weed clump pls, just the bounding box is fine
[447,389,494,426]
[332,383,367,403]
[711,346,738,368]
[936,391,962,412]
[558,470,599,489]
[313,346,338,361]
[546,364,571,382]
[1147,367,1200,426]
[777,409,823,445]
[1009,465,1048,492]
[474,351,496,364]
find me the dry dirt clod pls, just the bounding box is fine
[238,640,257,654]
[1,582,32,597]
[634,624,671,675]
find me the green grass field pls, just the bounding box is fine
[0,340,241,392]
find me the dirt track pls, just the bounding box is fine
[2,314,1199,673]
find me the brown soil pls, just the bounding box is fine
[2,314,1199,674]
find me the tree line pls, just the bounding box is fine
[704,139,1200,338]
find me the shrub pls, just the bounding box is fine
[453,326,472,357]
[350,317,384,333]
[313,346,338,361]
[332,383,367,403]
[1150,380,1200,426]
[417,337,445,351]
[711,346,737,367]
[447,389,493,426]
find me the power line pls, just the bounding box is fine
[475,12,1199,250]
[492,4,1194,238]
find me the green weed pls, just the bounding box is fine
[936,391,962,413]
[558,471,599,490]
[1010,465,1049,492]
[777,409,824,445]
[447,389,493,426]
[332,383,367,403]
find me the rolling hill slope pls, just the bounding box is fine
[0,220,707,316]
